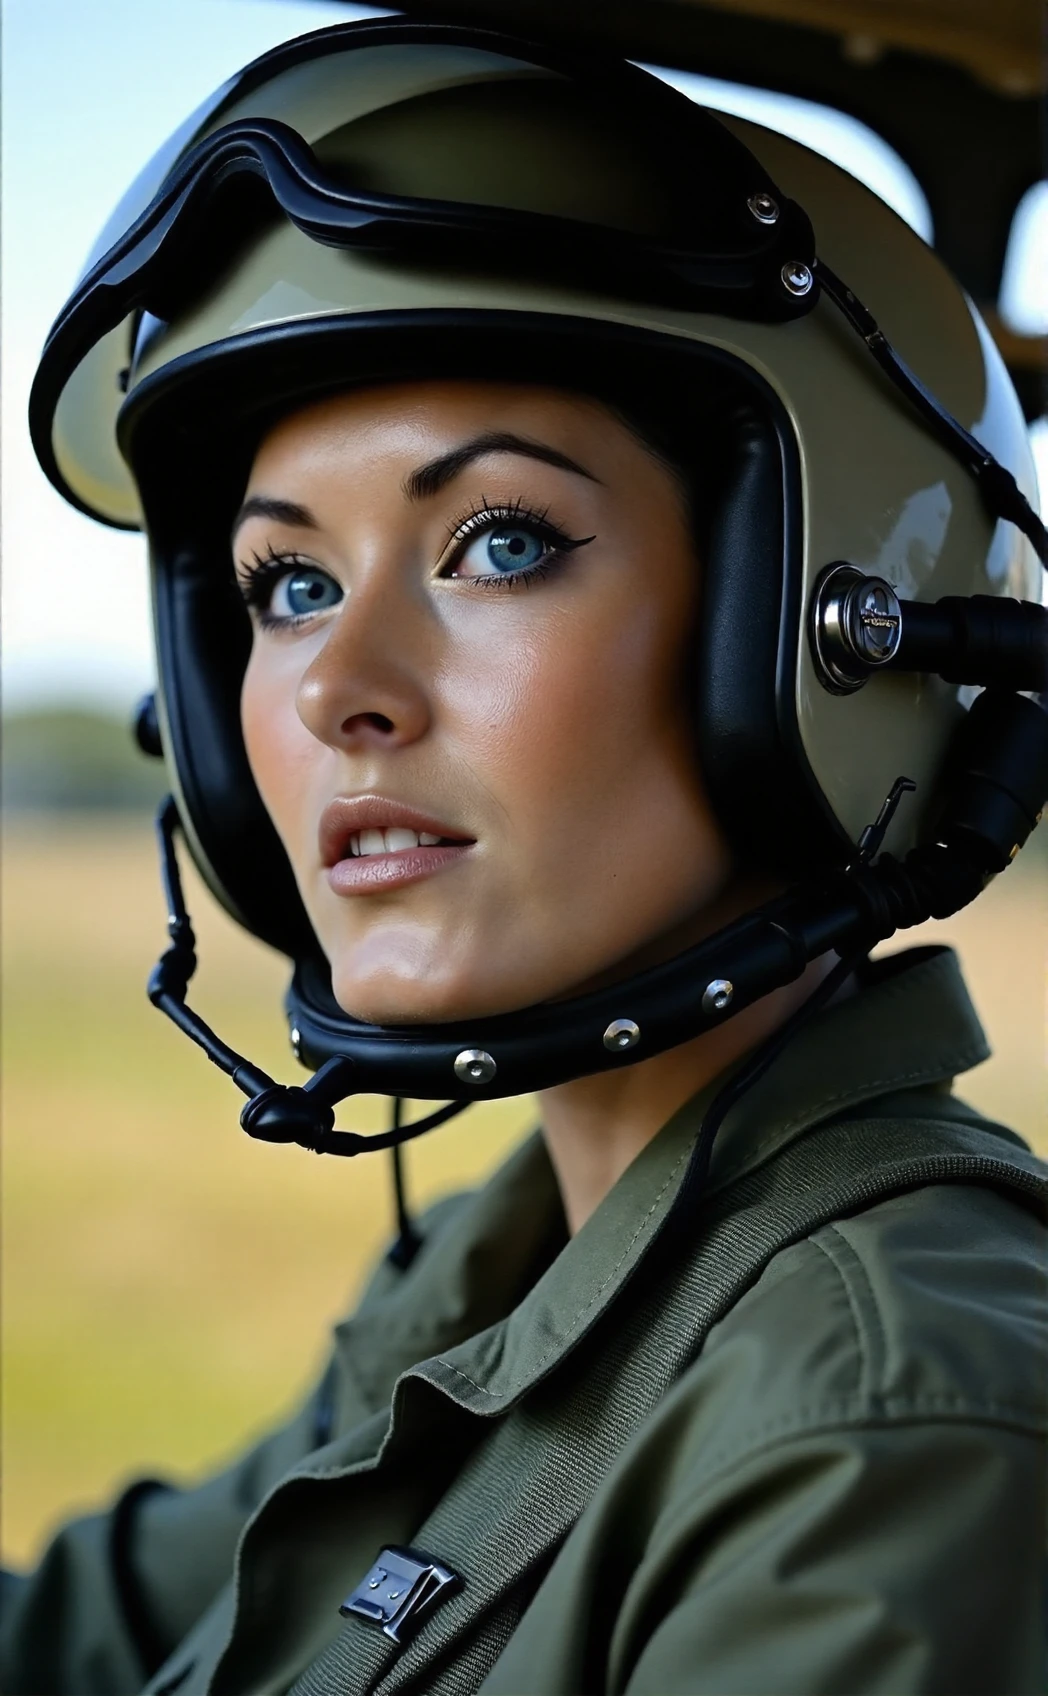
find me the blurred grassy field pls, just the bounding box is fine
[3,814,1045,1568]
[2,814,536,1568]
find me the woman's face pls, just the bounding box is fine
[238,381,732,1023]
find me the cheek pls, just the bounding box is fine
[240,647,320,854]
[486,579,692,810]
[439,552,721,922]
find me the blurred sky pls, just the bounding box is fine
[2,0,1046,711]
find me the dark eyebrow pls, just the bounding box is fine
[404,431,602,502]
[231,495,318,548]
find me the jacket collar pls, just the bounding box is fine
[333,946,990,1422]
[705,944,989,1196]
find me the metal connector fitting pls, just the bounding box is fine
[811,563,903,694]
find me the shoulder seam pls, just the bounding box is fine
[814,1224,889,1406]
[807,1232,866,1401]
[673,1395,1047,1498]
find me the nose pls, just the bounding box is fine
[295,580,433,754]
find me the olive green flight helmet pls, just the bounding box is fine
[29,18,1048,1141]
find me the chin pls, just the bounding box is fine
[323,918,709,1029]
[321,912,551,1025]
[328,949,571,1028]
[328,959,499,1027]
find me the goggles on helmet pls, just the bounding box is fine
[30,20,1046,564]
[31,87,1046,566]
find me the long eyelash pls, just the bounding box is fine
[234,545,320,622]
[442,496,595,590]
[443,493,554,547]
[467,558,561,593]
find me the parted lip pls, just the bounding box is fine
[319,795,474,866]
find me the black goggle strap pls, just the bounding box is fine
[47,114,801,372]
[43,148,1045,586]
[34,104,1045,570]
[816,261,1048,570]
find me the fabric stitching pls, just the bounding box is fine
[678,1394,1047,1495]
[430,1059,991,1402]
[826,1221,888,1399]
[433,1142,693,1398]
[431,1072,1015,1405]
[809,1234,867,1403]
[426,958,986,1402]
[437,1358,502,1398]
[710,1047,988,1192]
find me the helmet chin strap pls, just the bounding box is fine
[147,689,1048,1159]
[139,267,1048,1182]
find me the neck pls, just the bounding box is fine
[538,959,831,1235]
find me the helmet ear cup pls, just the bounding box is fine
[694,396,844,876]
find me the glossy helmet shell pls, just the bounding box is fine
[31,18,1040,967]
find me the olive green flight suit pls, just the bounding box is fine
[2,947,1045,1695]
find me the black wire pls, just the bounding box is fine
[387,1099,424,1268]
[675,948,865,1214]
[155,796,190,939]
[154,992,275,1099]
[317,1099,469,1156]
[817,262,1048,570]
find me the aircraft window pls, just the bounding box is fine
[998,181,1048,336]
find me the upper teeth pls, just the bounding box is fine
[348,828,443,857]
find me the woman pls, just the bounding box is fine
[4,18,1046,1695]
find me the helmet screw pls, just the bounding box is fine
[781,261,814,296]
[702,979,734,1015]
[453,1048,497,1086]
[289,1025,302,1060]
[747,191,780,225]
[603,1018,641,1052]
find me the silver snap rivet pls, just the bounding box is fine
[781,261,814,297]
[453,1048,497,1086]
[747,191,779,224]
[603,1018,641,1052]
[289,1025,302,1059]
[702,979,734,1015]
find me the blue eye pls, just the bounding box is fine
[270,566,342,618]
[457,526,548,580]
[487,529,546,571]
